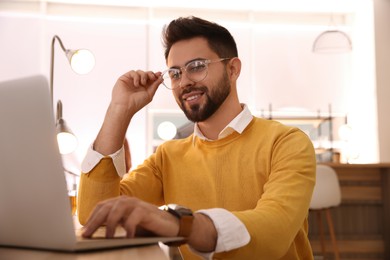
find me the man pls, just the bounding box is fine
[78,16,316,259]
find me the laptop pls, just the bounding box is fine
[0,75,182,252]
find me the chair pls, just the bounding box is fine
[310,164,341,260]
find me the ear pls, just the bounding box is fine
[227,57,241,81]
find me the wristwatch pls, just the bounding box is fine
[162,204,194,246]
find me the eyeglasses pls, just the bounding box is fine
[161,58,232,90]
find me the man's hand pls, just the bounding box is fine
[82,196,179,239]
[111,70,163,116]
[93,70,163,155]
[82,196,218,253]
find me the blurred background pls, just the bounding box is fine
[0,0,389,172]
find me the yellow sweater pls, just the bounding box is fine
[78,117,316,259]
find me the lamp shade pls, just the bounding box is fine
[56,118,78,154]
[55,100,77,154]
[313,30,352,53]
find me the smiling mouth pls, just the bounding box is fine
[185,94,203,101]
[182,89,205,101]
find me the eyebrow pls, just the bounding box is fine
[169,57,207,69]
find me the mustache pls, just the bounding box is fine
[180,86,208,96]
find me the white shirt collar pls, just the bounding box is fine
[193,104,253,142]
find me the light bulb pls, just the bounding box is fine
[57,132,78,154]
[70,49,95,74]
[157,121,177,141]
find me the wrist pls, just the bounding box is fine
[94,104,133,155]
[188,213,217,252]
[162,204,194,246]
[107,102,136,120]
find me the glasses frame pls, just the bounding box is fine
[161,57,232,90]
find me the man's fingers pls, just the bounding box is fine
[123,207,145,238]
[147,73,163,96]
[105,197,134,237]
[82,201,112,237]
[82,196,174,239]
[129,70,155,87]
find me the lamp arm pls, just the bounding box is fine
[50,35,68,107]
[56,100,63,122]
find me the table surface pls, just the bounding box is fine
[0,216,170,260]
[0,244,169,260]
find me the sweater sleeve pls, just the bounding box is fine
[78,157,121,225]
[219,128,316,259]
[78,148,164,225]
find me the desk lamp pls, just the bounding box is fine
[50,35,95,154]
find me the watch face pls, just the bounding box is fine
[167,203,179,210]
[166,204,193,216]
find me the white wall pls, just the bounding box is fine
[0,14,42,80]
[0,0,382,170]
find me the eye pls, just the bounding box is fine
[168,69,181,80]
[187,60,207,73]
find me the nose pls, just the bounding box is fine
[178,71,195,89]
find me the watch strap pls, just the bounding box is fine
[163,205,194,247]
[178,214,193,237]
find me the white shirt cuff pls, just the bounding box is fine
[191,208,250,258]
[81,144,127,177]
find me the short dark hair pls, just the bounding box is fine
[162,16,238,61]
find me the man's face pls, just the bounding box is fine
[167,37,231,122]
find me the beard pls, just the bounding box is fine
[179,70,231,122]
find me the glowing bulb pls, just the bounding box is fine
[69,49,95,74]
[157,121,177,141]
[57,132,78,154]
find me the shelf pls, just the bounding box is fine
[271,117,328,128]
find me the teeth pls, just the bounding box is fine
[186,95,200,101]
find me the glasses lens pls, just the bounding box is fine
[162,60,209,90]
[162,69,180,90]
[186,60,208,82]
